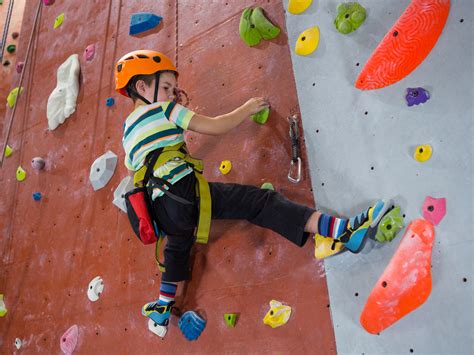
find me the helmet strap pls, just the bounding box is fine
[153,72,160,103]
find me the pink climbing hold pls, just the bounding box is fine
[84,44,96,62]
[422,196,446,226]
[43,0,55,5]
[60,325,78,355]
[16,61,24,74]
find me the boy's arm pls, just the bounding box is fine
[187,97,268,135]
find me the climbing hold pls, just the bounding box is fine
[31,157,46,170]
[54,13,64,29]
[250,7,280,41]
[47,54,80,130]
[334,2,367,34]
[6,44,16,53]
[413,144,432,163]
[7,87,24,108]
[16,61,24,73]
[315,234,345,259]
[224,313,238,327]
[373,206,404,243]
[178,311,206,341]
[60,325,78,355]
[129,13,162,35]
[239,8,262,47]
[12,32,19,39]
[0,294,7,317]
[355,0,450,90]
[148,319,168,338]
[260,182,274,190]
[295,26,320,56]
[113,176,134,213]
[3,60,10,66]
[360,219,435,334]
[219,160,232,175]
[4,145,12,158]
[263,300,292,328]
[106,97,115,107]
[87,276,104,302]
[406,87,430,106]
[14,338,22,349]
[288,0,313,15]
[16,166,26,182]
[32,192,42,201]
[43,0,55,5]
[422,196,446,226]
[251,107,269,124]
[84,44,96,62]
[89,150,118,191]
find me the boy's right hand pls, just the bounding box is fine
[241,97,269,116]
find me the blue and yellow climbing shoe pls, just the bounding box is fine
[142,300,174,326]
[336,200,392,253]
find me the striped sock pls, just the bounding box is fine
[158,281,177,306]
[317,213,348,239]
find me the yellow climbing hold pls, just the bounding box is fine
[54,13,64,29]
[314,234,344,259]
[7,87,24,108]
[295,26,320,56]
[0,294,7,317]
[16,166,26,182]
[219,160,232,175]
[263,300,292,328]
[413,144,432,163]
[288,0,313,15]
[4,145,13,158]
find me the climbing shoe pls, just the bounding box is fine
[142,300,174,326]
[335,200,392,253]
[239,8,262,47]
[250,7,280,41]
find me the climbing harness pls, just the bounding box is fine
[287,115,302,183]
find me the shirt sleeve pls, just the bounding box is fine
[164,102,195,130]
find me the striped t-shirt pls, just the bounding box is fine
[122,101,195,200]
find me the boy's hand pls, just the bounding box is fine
[241,97,269,116]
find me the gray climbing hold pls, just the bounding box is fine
[89,151,118,191]
[113,176,134,212]
[31,157,45,170]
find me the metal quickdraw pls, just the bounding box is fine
[288,115,302,183]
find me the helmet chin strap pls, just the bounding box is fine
[128,72,161,105]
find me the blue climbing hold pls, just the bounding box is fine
[106,97,115,107]
[130,13,162,35]
[178,311,206,341]
[32,192,42,201]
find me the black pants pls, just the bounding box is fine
[152,173,315,282]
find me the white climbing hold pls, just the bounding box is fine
[87,276,104,302]
[89,151,118,191]
[113,176,134,213]
[47,54,81,130]
[14,338,22,349]
[31,157,46,170]
[148,318,167,338]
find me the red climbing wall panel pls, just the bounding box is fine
[0,0,336,353]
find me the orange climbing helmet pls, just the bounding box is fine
[115,50,178,99]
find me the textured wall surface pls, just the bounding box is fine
[284,0,473,354]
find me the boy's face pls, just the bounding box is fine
[135,72,177,104]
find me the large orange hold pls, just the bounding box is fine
[360,219,435,334]
[356,0,450,90]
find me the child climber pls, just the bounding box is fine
[115,50,391,334]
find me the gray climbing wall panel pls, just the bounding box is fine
[284,0,473,354]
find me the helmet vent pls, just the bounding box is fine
[153,56,161,63]
[117,64,122,72]
[124,56,134,61]
[136,54,148,59]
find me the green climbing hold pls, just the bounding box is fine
[54,13,65,29]
[16,166,26,182]
[4,145,12,158]
[7,87,24,109]
[250,7,280,41]
[261,182,274,190]
[251,107,269,124]
[375,206,404,243]
[6,44,16,54]
[334,2,366,35]
[239,7,280,47]
[224,313,238,327]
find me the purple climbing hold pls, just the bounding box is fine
[84,44,96,62]
[130,13,162,35]
[43,0,55,5]
[33,192,42,201]
[406,87,430,106]
[16,61,24,74]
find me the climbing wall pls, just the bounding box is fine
[0,0,337,353]
[284,0,473,354]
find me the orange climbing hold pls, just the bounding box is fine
[356,0,450,90]
[360,219,435,334]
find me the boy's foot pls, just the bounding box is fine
[335,200,392,253]
[142,300,174,326]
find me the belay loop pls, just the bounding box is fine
[288,115,302,183]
